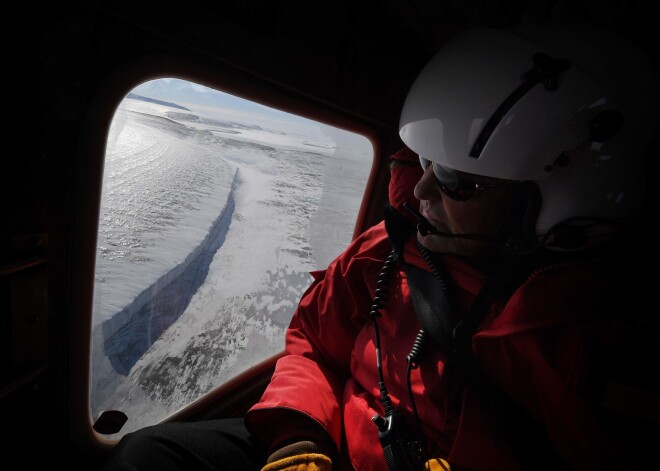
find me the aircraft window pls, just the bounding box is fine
[90,78,373,438]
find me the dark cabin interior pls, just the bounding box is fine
[3,0,658,466]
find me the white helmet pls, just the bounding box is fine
[399,22,658,247]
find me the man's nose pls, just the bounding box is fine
[413,165,440,200]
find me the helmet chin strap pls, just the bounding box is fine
[538,216,625,252]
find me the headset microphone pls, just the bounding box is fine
[401,202,543,254]
[402,202,442,236]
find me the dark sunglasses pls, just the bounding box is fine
[419,157,513,202]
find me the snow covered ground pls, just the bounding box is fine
[90,89,372,437]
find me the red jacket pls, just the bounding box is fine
[245,219,629,470]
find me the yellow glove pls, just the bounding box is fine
[425,457,451,470]
[261,452,332,471]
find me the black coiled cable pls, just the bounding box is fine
[406,330,426,370]
[407,241,457,459]
[415,241,451,292]
[406,329,428,459]
[370,249,399,417]
[370,248,431,466]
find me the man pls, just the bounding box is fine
[103,21,658,471]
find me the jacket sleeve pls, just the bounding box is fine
[244,223,389,451]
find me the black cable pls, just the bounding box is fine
[371,249,429,470]
[406,329,428,459]
[369,249,398,417]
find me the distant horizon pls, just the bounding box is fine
[127,77,373,161]
[126,92,192,111]
[131,77,323,135]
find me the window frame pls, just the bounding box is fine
[69,52,386,455]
